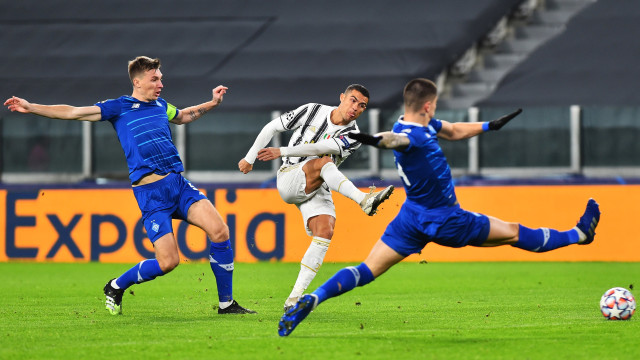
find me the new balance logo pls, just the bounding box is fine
[132,103,140,109]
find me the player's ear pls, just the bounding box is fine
[339,92,345,103]
[422,100,431,113]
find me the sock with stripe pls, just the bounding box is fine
[313,262,375,304]
[286,236,331,305]
[512,225,580,253]
[114,259,164,290]
[209,240,234,306]
[320,162,366,204]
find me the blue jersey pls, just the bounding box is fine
[381,117,490,256]
[392,117,457,209]
[96,96,183,183]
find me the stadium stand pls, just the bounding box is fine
[478,0,640,107]
[3,0,638,182]
[0,0,523,110]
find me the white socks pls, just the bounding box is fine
[573,226,587,242]
[219,300,233,309]
[286,236,331,305]
[320,162,366,204]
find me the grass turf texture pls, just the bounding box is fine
[1,262,638,359]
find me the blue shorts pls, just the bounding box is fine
[380,201,490,257]
[132,172,207,243]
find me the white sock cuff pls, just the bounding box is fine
[573,226,587,242]
[219,300,233,309]
[311,236,331,248]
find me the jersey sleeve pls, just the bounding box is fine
[280,139,342,157]
[166,102,179,121]
[244,118,288,164]
[334,132,361,158]
[94,99,122,122]
[279,104,311,130]
[429,118,443,132]
[395,127,429,153]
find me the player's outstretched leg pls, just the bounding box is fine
[319,162,394,215]
[575,198,600,245]
[512,198,600,252]
[360,185,394,216]
[278,294,318,336]
[104,278,124,315]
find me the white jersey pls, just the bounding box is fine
[280,103,361,167]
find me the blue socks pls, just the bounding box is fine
[513,225,580,253]
[209,240,234,303]
[112,240,235,303]
[313,262,375,304]
[115,259,164,289]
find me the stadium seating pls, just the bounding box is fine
[0,0,523,110]
[478,0,640,107]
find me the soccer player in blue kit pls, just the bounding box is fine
[4,56,255,315]
[278,78,601,336]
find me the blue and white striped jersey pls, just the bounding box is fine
[96,96,182,183]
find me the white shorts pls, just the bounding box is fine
[277,162,336,236]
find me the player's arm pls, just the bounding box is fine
[4,96,102,121]
[437,109,522,141]
[257,139,341,161]
[348,131,410,151]
[238,118,288,173]
[171,85,227,125]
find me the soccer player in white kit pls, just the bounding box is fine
[238,84,394,311]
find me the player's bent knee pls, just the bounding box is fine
[509,222,520,242]
[209,224,230,243]
[314,228,333,239]
[308,216,335,239]
[158,256,180,273]
[485,219,520,245]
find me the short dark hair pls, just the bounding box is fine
[344,84,370,100]
[403,78,438,112]
[128,56,161,83]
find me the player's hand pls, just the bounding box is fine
[238,159,253,174]
[257,147,281,161]
[348,132,382,147]
[4,96,31,113]
[487,108,522,131]
[211,85,228,106]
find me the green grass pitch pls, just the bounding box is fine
[1,261,638,359]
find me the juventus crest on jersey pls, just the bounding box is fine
[279,103,361,167]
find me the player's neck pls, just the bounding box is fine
[402,112,430,126]
[329,109,350,126]
[130,91,154,103]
